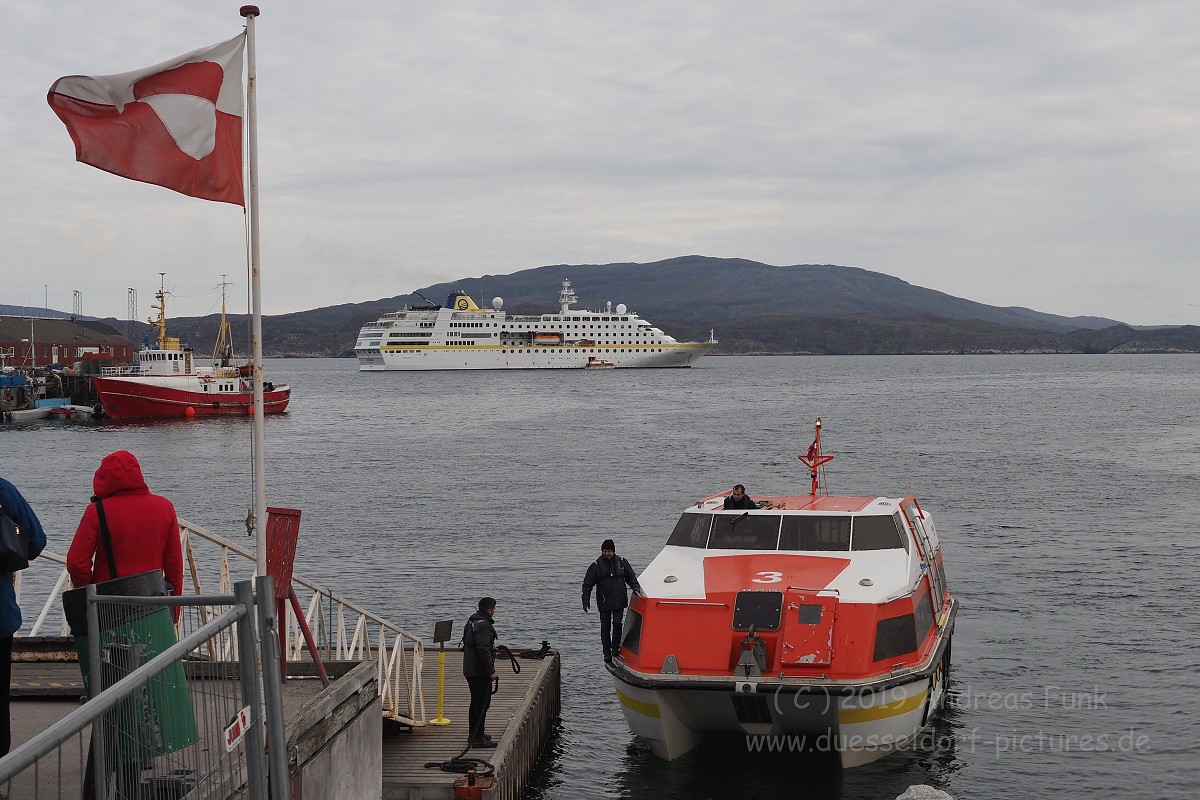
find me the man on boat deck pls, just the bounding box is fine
[582,539,642,664]
[723,484,758,510]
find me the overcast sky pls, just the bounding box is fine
[4,1,1197,325]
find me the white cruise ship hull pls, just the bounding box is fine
[359,343,711,371]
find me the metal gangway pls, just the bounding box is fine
[16,515,427,728]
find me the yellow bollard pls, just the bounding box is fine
[429,641,451,725]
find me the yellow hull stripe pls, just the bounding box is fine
[616,689,662,719]
[838,690,928,725]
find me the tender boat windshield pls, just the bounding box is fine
[708,513,781,550]
[851,512,908,551]
[666,511,909,552]
[667,513,712,547]
[780,516,850,551]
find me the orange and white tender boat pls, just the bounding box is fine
[609,418,956,767]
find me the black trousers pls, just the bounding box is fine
[600,608,624,659]
[1,635,12,757]
[466,675,492,741]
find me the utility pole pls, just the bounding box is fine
[127,287,138,347]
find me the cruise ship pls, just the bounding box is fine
[354,279,716,371]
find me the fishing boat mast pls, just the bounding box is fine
[148,273,182,352]
[211,275,236,368]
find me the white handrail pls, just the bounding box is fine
[15,516,427,726]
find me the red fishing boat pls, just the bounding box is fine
[609,418,956,767]
[93,280,290,419]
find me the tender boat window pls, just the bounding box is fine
[913,583,936,640]
[667,513,712,548]
[621,608,642,654]
[872,613,918,661]
[779,516,850,551]
[851,513,908,551]
[708,513,781,550]
[732,590,783,631]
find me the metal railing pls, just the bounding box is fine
[15,516,427,726]
[1,580,285,800]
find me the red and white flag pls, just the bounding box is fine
[47,34,246,206]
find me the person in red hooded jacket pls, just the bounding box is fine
[67,450,183,602]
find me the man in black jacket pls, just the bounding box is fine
[582,539,642,664]
[723,484,757,509]
[462,597,498,749]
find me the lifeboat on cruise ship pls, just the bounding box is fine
[608,418,956,767]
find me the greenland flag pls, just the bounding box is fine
[47,34,246,206]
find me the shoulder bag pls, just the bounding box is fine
[0,503,30,572]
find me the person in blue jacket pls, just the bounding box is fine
[0,477,48,759]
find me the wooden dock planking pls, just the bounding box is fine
[10,661,87,698]
[382,648,560,800]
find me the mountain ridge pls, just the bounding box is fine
[52,256,1198,356]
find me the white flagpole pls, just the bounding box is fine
[241,5,267,576]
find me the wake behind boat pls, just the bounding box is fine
[609,419,956,767]
[354,279,716,370]
[93,280,291,419]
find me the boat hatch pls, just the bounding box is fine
[779,590,837,666]
[732,590,783,632]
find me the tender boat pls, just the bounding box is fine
[584,357,617,369]
[353,279,716,370]
[93,280,291,419]
[609,419,956,767]
[47,404,101,420]
[1,407,50,423]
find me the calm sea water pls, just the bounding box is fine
[5,356,1198,799]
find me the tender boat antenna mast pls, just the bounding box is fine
[798,417,835,495]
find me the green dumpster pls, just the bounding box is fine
[63,570,197,762]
